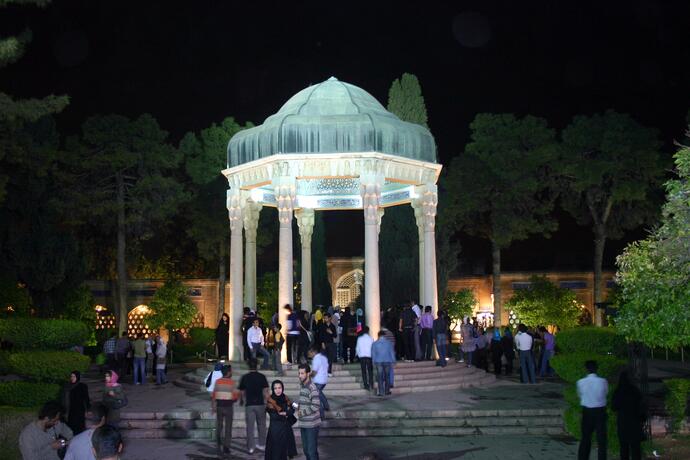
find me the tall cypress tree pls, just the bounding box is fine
[311,212,331,307]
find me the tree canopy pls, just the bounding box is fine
[443,288,477,329]
[615,126,690,348]
[148,279,198,332]
[505,276,581,329]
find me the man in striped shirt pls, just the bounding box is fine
[297,363,321,460]
[211,365,238,455]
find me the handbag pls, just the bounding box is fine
[287,413,297,426]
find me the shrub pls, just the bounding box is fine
[0,350,10,375]
[0,406,36,460]
[550,352,625,384]
[555,326,627,357]
[189,328,215,349]
[506,276,581,329]
[664,378,690,433]
[0,381,61,407]
[8,351,90,383]
[0,318,90,350]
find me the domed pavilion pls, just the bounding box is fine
[222,77,442,361]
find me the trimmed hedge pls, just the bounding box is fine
[8,351,90,383]
[0,318,90,350]
[0,381,61,407]
[189,327,215,348]
[551,352,626,384]
[0,406,36,460]
[664,378,690,432]
[556,326,626,357]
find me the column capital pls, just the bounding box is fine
[360,173,384,226]
[273,176,296,226]
[416,183,438,232]
[295,208,315,247]
[226,188,247,232]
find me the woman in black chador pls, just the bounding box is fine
[265,379,298,460]
[612,371,646,460]
[64,370,90,434]
[215,313,230,359]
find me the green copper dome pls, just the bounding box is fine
[227,77,437,168]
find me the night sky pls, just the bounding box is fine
[4,0,690,274]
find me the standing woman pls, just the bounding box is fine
[64,370,90,434]
[501,327,515,375]
[612,371,645,460]
[264,380,297,460]
[216,313,230,359]
[489,329,504,376]
[156,336,168,385]
[102,370,126,424]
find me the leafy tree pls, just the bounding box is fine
[256,271,278,325]
[0,0,68,203]
[443,288,477,330]
[147,279,198,334]
[615,131,690,348]
[445,114,559,326]
[181,117,255,321]
[61,114,188,333]
[560,111,664,324]
[0,276,31,317]
[61,285,96,329]
[505,276,581,329]
[387,73,429,128]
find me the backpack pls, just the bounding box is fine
[205,372,213,388]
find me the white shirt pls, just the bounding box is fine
[577,373,609,408]
[412,304,422,318]
[514,332,533,351]
[206,370,223,393]
[247,326,264,346]
[356,333,373,358]
[312,352,329,384]
[64,428,95,460]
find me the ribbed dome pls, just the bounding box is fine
[227,77,437,167]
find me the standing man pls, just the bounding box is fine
[211,365,238,456]
[145,335,154,378]
[115,332,130,381]
[285,304,300,365]
[332,307,342,363]
[64,403,106,460]
[19,401,73,460]
[398,303,416,362]
[238,359,269,455]
[419,306,434,361]
[515,324,536,384]
[247,318,271,370]
[372,330,395,396]
[307,346,329,420]
[539,326,556,378]
[103,334,117,371]
[355,326,374,390]
[577,360,609,460]
[132,333,147,385]
[297,363,322,460]
[318,312,337,376]
[411,301,422,361]
[432,311,448,367]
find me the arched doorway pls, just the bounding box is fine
[334,269,364,309]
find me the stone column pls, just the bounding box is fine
[226,188,246,361]
[274,176,296,363]
[296,208,315,312]
[243,200,262,311]
[421,184,439,316]
[412,198,425,305]
[360,174,384,338]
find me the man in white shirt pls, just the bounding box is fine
[356,326,374,390]
[577,360,609,460]
[64,403,106,460]
[247,318,270,369]
[515,324,536,384]
[308,346,330,420]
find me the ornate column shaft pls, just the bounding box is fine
[421,184,439,317]
[226,188,246,360]
[296,208,315,312]
[412,198,425,305]
[360,173,384,338]
[274,176,296,363]
[243,200,262,310]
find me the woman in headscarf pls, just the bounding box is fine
[155,336,168,385]
[102,370,125,424]
[612,371,646,460]
[500,327,515,375]
[489,329,504,376]
[215,313,230,359]
[63,370,90,434]
[264,380,297,460]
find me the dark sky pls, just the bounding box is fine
[3,0,690,273]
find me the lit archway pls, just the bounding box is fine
[333,269,364,309]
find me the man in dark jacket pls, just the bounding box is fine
[318,313,337,374]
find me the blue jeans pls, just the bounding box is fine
[436,334,447,367]
[540,349,554,377]
[519,350,536,383]
[389,365,395,388]
[156,368,167,384]
[314,383,329,420]
[300,426,320,460]
[376,363,392,395]
[134,357,146,384]
[250,343,271,369]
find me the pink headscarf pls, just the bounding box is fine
[106,370,120,387]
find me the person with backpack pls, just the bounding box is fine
[205,362,224,393]
[398,303,416,362]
